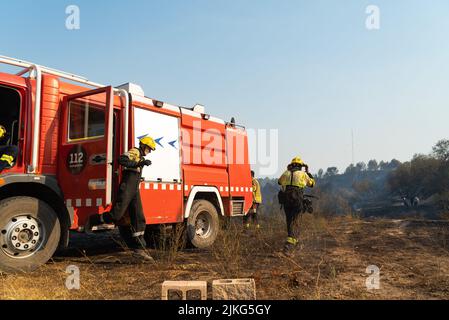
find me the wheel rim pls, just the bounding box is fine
[195,212,212,238]
[0,215,45,259]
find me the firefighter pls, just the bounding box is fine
[0,125,19,173]
[278,156,315,254]
[243,171,262,229]
[89,136,156,262]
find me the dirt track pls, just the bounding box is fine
[1,215,448,300]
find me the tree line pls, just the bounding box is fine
[316,159,402,179]
[314,139,449,211]
[388,139,449,209]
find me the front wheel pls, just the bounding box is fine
[0,197,61,273]
[186,200,219,249]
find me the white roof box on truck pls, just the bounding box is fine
[117,83,145,96]
[117,83,207,115]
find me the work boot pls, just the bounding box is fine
[101,211,115,224]
[282,243,296,257]
[242,223,250,233]
[84,214,105,233]
[85,213,115,233]
[131,248,155,263]
[282,237,299,256]
[283,241,295,251]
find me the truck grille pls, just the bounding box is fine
[231,200,244,216]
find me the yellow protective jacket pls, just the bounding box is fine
[278,169,315,191]
[119,147,143,173]
[252,178,262,204]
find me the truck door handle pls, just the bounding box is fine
[92,155,107,163]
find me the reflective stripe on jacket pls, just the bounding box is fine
[0,145,19,167]
[0,154,14,165]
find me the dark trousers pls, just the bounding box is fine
[243,203,259,225]
[283,205,302,239]
[106,170,147,248]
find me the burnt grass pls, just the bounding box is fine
[1,214,449,300]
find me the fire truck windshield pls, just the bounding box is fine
[0,85,21,146]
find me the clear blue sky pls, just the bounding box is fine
[1,0,449,176]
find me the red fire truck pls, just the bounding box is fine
[0,55,252,273]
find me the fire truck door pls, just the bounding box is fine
[58,87,114,210]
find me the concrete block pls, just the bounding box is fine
[212,278,256,300]
[161,281,207,300]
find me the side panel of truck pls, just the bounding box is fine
[226,126,253,215]
[132,106,183,224]
[180,109,230,209]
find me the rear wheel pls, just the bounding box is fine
[186,200,219,249]
[0,197,61,273]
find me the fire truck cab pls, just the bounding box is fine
[0,56,253,273]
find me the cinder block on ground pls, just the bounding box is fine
[161,281,207,300]
[212,278,256,300]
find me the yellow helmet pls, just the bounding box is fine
[0,125,6,139]
[139,136,156,151]
[291,156,304,165]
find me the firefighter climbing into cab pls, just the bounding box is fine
[89,136,156,262]
[0,125,19,173]
[278,156,315,255]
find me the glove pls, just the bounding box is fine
[140,159,152,167]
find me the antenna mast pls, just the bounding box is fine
[351,129,355,165]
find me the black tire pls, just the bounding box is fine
[186,200,219,249]
[0,197,61,273]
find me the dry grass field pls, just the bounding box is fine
[1,214,449,300]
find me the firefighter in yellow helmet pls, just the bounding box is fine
[89,136,156,262]
[0,125,19,173]
[278,156,315,255]
[243,170,263,230]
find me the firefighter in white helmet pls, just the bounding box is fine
[0,125,19,173]
[89,136,156,262]
[278,156,315,255]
